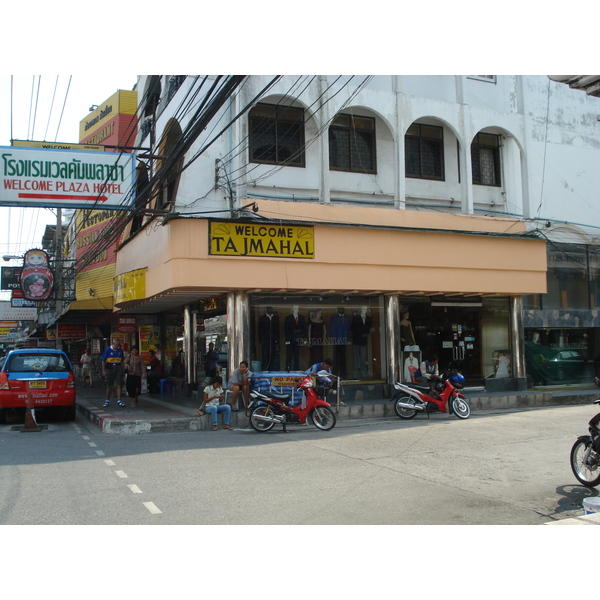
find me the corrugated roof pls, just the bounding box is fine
[549,75,600,98]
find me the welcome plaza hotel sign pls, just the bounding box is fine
[0,146,136,210]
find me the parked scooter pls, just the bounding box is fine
[391,369,471,419]
[570,398,600,487]
[248,370,337,433]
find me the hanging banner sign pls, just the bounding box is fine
[20,249,54,301]
[0,146,136,210]
[209,220,314,259]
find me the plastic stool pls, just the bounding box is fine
[159,378,173,395]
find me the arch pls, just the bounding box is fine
[155,118,183,210]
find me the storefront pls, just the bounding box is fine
[114,199,548,391]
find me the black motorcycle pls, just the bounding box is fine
[570,398,600,487]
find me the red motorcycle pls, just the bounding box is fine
[248,371,337,433]
[391,369,471,420]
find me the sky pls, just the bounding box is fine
[0,74,137,260]
[0,75,136,301]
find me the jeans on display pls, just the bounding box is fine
[205,404,231,426]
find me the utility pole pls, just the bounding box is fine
[55,208,62,349]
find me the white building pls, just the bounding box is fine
[109,75,600,391]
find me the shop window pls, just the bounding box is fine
[524,328,595,386]
[471,133,501,186]
[405,123,444,180]
[329,114,376,174]
[589,247,600,308]
[249,294,384,381]
[545,244,588,309]
[249,103,305,167]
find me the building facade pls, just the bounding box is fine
[105,74,600,393]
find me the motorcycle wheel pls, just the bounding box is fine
[311,406,336,431]
[394,395,418,419]
[451,397,471,419]
[570,439,600,487]
[249,405,276,433]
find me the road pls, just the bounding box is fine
[1,403,597,526]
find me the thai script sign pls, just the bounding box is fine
[209,221,314,258]
[57,323,87,339]
[0,146,136,210]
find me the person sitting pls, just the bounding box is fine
[304,358,343,404]
[147,349,162,393]
[420,355,440,396]
[202,375,233,431]
[227,360,252,411]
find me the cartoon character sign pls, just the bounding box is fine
[20,249,54,301]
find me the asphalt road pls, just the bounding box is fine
[1,403,598,526]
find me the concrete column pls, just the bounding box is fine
[183,304,194,384]
[226,292,238,377]
[385,295,401,383]
[227,291,250,377]
[318,75,331,204]
[510,296,525,379]
[235,291,250,364]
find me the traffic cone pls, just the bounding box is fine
[22,392,41,432]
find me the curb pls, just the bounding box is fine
[545,512,600,525]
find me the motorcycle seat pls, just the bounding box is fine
[406,383,431,393]
[264,392,291,402]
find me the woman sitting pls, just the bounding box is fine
[201,375,232,431]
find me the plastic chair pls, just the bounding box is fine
[159,378,173,394]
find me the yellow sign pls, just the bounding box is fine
[270,376,302,386]
[114,268,146,304]
[12,140,105,152]
[209,221,314,259]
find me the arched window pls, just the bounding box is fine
[329,113,376,174]
[249,103,305,167]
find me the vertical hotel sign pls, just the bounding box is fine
[0,146,136,210]
[209,221,314,258]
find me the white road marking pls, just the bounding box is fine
[128,484,143,494]
[104,459,115,466]
[115,471,128,478]
[88,442,97,447]
[95,450,105,456]
[82,435,90,440]
[143,502,162,514]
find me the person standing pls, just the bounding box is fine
[80,347,93,388]
[202,375,233,431]
[123,346,147,408]
[101,339,125,407]
[228,360,252,411]
[205,342,220,379]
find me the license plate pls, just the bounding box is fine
[29,381,47,389]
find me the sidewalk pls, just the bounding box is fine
[74,379,600,435]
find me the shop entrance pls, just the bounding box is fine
[430,304,483,385]
[407,301,484,386]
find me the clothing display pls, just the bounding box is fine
[284,308,306,371]
[258,308,279,370]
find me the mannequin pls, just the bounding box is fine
[400,311,416,349]
[258,306,279,371]
[308,309,326,365]
[329,307,350,378]
[284,305,306,371]
[351,306,372,379]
